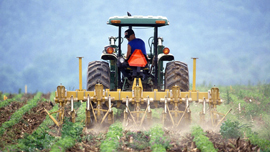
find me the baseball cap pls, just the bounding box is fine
[125,29,134,38]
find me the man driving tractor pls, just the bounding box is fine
[124,29,147,58]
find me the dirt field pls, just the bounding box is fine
[0,93,52,148]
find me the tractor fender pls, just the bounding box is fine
[158,53,174,63]
[101,52,117,60]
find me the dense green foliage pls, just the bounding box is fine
[220,119,243,139]
[0,94,23,108]
[0,92,42,136]
[191,126,217,152]
[149,124,170,152]
[100,122,123,152]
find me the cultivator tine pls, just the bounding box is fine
[162,96,167,125]
[44,108,60,127]
[124,96,129,125]
[160,87,192,127]
[215,109,232,128]
[70,96,75,123]
[100,103,114,125]
[166,102,175,126]
[88,95,97,123]
[146,96,152,124]
[176,105,188,127]
[185,96,191,125]
[203,98,206,114]
[140,98,151,127]
[200,98,206,124]
[210,105,214,126]
[85,95,92,127]
[140,107,148,127]
[126,105,138,126]
[107,95,114,124]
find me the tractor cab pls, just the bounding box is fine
[101,15,174,91]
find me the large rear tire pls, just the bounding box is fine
[164,61,189,91]
[87,61,110,91]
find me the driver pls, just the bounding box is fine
[124,29,146,58]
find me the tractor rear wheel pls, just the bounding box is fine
[165,61,189,91]
[87,61,110,91]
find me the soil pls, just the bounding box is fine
[66,127,260,152]
[0,93,52,148]
[0,94,35,126]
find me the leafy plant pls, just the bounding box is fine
[149,124,170,152]
[191,126,217,152]
[50,118,83,152]
[220,119,243,139]
[100,122,123,152]
[112,107,123,118]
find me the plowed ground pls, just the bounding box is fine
[0,93,52,148]
[0,94,35,126]
[66,128,259,152]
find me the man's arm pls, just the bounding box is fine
[126,44,131,58]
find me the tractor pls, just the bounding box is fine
[46,14,228,129]
[87,15,190,126]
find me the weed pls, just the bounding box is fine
[220,119,243,139]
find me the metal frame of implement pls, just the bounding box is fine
[46,57,228,128]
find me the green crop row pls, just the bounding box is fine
[0,94,23,108]
[149,124,170,152]
[2,92,56,151]
[191,125,217,152]
[100,122,123,152]
[0,92,42,136]
[49,101,86,152]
